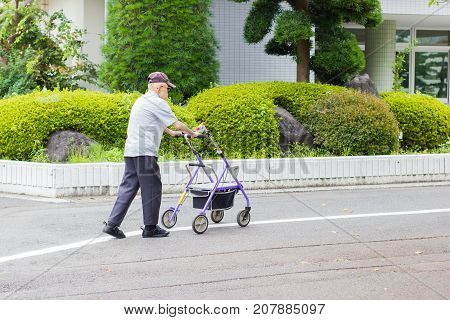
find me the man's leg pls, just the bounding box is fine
[107,157,140,227]
[135,156,168,237]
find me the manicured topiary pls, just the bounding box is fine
[100,0,219,102]
[187,82,351,157]
[261,82,347,122]
[0,90,195,161]
[230,0,382,84]
[187,84,281,158]
[305,90,400,155]
[381,92,450,150]
[187,82,350,157]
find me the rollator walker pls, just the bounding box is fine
[161,124,251,234]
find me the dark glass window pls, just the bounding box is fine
[416,30,450,46]
[396,30,411,43]
[415,52,448,98]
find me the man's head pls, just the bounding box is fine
[147,72,176,101]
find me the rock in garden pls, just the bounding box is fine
[345,73,379,97]
[275,107,314,152]
[46,130,95,162]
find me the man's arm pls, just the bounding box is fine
[164,127,183,137]
[172,121,199,137]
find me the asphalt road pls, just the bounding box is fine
[0,185,449,300]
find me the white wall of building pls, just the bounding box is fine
[45,0,84,27]
[83,0,105,65]
[211,0,296,85]
[45,0,104,65]
[380,0,450,15]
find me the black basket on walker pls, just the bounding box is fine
[191,187,238,210]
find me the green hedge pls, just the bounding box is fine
[100,0,219,102]
[187,84,280,157]
[305,90,400,155]
[187,82,347,157]
[381,92,450,150]
[0,90,195,160]
[6,83,437,161]
[260,82,347,122]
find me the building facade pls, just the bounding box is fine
[39,0,450,103]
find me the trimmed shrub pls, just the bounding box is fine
[187,82,347,157]
[305,90,400,155]
[187,85,280,158]
[261,82,347,122]
[100,0,219,102]
[381,92,450,150]
[0,90,195,161]
[312,27,366,85]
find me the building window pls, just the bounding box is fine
[415,52,448,99]
[416,30,450,46]
[396,30,411,43]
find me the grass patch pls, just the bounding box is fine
[67,144,124,163]
[7,139,450,164]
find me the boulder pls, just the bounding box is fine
[275,107,314,152]
[345,73,379,97]
[46,130,95,162]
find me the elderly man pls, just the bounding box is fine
[103,72,199,239]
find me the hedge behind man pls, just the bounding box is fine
[103,72,199,239]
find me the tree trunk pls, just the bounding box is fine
[294,0,310,82]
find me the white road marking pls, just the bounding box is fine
[0,193,70,203]
[1,208,449,264]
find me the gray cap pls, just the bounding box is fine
[147,71,176,88]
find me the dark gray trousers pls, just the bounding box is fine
[108,156,162,226]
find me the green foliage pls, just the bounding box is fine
[0,0,97,97]
[312,27,366,84]
[259,81,347,122]
[244,0,281,43]
[274,10,313,47]
[0,89,195,161]
[428,0,448,6]
[30,147,50,163]
[381,92,450,150]
[392,41,416,92]
[311,0,383,28]
[11,84,450,162]
[187,84,281,158]
[305,90,400,155]
[100,0,219,102]
[231,0,383,84]
[187,82,347,157]
[0,50,36,97]
[67,144,124,163]
[283,143,332,158]
[265,38,295,57]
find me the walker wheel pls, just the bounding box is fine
[192,215,209,234]
[237,210,250,227]
[211,210,225,223]
[161,209,177,229]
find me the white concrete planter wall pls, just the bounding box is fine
[1,154,450,198]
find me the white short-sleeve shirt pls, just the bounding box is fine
[124,91,178,157]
